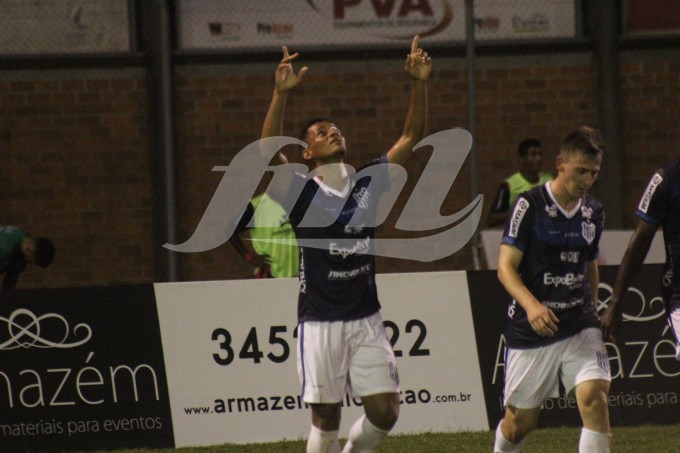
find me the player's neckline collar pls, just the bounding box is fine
[545,182,581,219]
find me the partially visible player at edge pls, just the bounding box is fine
[601,157,680,360]
[260,36,430,453]
[495,126,612,453]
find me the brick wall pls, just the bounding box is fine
[1,48,678,289]
[0,69,155,289]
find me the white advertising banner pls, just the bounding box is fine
[177,0,576,51]
[0,0,130,54]
[154,271,487,447]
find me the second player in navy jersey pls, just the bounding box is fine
[501,183,604,348]
[494,126,612,453]
[602,157,680,359]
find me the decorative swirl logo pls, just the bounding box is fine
[598,283,665,322]
[0,309,92,350]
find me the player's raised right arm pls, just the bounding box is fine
[261,46,308,165]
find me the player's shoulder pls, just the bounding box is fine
[518,184,545,204]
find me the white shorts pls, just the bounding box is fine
[297,312,400,404]
[504,327,611,409]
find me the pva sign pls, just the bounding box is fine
[164,128,483,262]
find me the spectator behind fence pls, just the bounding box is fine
[229,192,299,278]
[486,139,553,228]
[0,226,55,290]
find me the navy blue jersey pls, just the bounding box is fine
[501,183,604,348]
[289,157,388,322]
[636,158,680,304]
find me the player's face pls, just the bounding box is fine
[302,121,346,166]
[522,146,543,174]
[557,150,601,199]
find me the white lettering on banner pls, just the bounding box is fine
[0,351,161,409]
[178,1,576,51]
[639,173,663,213]
[163,129,483,262]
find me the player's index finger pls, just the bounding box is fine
[282,46,290,58]
[411,35,420,54]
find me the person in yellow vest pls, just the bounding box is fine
[229,192,299,278]
[486,138,553,228]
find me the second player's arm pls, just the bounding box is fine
[601,218,658,340]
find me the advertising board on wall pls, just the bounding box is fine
[2,264,677,450]
[0,0,130,55]
[0,285,174,452]
[177,0,576,51]
[153,272,488,447]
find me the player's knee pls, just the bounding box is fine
[311,404,341,431]
[502,417,532,444]
[577,384,609,417]
[504,425,528,444]
[366,405,399,431]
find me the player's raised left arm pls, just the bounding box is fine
[386,35,431,167]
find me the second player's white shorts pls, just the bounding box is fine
[297,312,400,404]
[503,327,611,409]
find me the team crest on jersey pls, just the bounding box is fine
[639,173,663,213]
[353,187,370,209]
[580,205,593,220]
[581,221,596,244]
[545,204,558,218]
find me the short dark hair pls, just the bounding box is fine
[562,126,605,157]
[34,237,55,268]
[298,116,333,144]
[518,138,541,157]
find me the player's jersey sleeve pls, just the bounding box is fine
[501,195,534,252]
[636,169,667,226]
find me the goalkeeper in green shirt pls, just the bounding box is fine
[486,138,553,228]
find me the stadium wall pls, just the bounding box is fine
[0,49,678,289]
[1,267,678,451]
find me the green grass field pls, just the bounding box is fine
[86,425,680,453]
